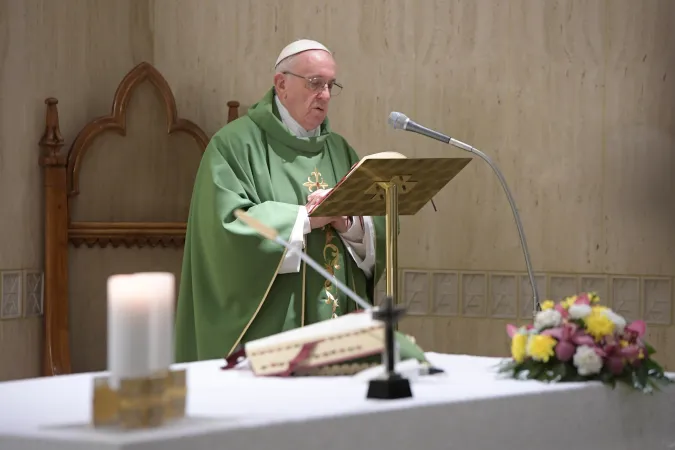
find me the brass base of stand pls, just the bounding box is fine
[92,368,187,430]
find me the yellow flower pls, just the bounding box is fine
[584,307,615,340]
[526,334,557,363]
[540,300,555,311]
[511,333,528,363]
[588,292,601,304]
[561,296,577,309]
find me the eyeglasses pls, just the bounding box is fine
[283,71,343,96]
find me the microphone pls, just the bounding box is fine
[388,112,541,315]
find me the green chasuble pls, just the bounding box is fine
[175,88,421,365]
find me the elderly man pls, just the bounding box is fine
[174,39,387,362]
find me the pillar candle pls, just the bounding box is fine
[136,272,175,373]
[107,274,153,389]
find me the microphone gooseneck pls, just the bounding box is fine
[388,112,541,315]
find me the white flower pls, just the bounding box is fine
[568,303,592,319]
[573,345,603,376]
[601,309,626,334]
[534,309,562,330]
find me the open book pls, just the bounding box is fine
[344,151,408,176]
[307,151,406,215]
[307,151,440,217]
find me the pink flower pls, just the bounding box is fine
[605,355,625,375]
[624,320,646,340]
[554,303,569,319]
[595,339,644,374]
[621,345,642,362]
[542,323,595,362]
[574,293,591,305]
[621,320,648,356]
[555,341,576,361]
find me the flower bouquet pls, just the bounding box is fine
[498,292,673,393]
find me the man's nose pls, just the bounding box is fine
[317,85,331,100]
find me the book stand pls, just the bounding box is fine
[310,156,471,399]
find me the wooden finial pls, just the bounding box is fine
[39,98,65,166]
[227,101,240,123]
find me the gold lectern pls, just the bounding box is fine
[309,155,472,306]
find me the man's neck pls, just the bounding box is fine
[274,95,320,138]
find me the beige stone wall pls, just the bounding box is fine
[1,0,673,379]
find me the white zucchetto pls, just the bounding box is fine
[275,39,332,69]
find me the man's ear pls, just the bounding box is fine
[273,73,286,95]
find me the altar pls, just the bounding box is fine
[1,352,674,450]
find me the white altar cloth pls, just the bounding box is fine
[1,353,674,450]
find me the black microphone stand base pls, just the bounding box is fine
[366,296,413,400]
[367,374,412,400]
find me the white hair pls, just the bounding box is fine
[275,54,299,74]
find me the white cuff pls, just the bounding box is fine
[339,216,375,278]
[303,210,311,234]
[278,207,309,274]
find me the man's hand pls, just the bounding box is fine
[310,215,351,231]
[306,188,332,214]
[306,189,353,232]
[307,189,332,229]
[309,215,334,229]
[330,216,352,233]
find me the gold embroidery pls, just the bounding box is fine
[324,291,339,319]
[323,231,340,273]
[303,167,342,319]
[303,167,329,192]
[321,228,341,318]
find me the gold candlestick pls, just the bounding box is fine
[92,368,187,430]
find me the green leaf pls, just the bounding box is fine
[646,378,662,393]
[643,342,656,355]
[395,332,427,363]
[498,359,518,371]
[548,361,567,381]
[630,366,652,393]
[498,355,671,395]
[600,370,617,388]
[637,364,649,385]
[529,363,545,380]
